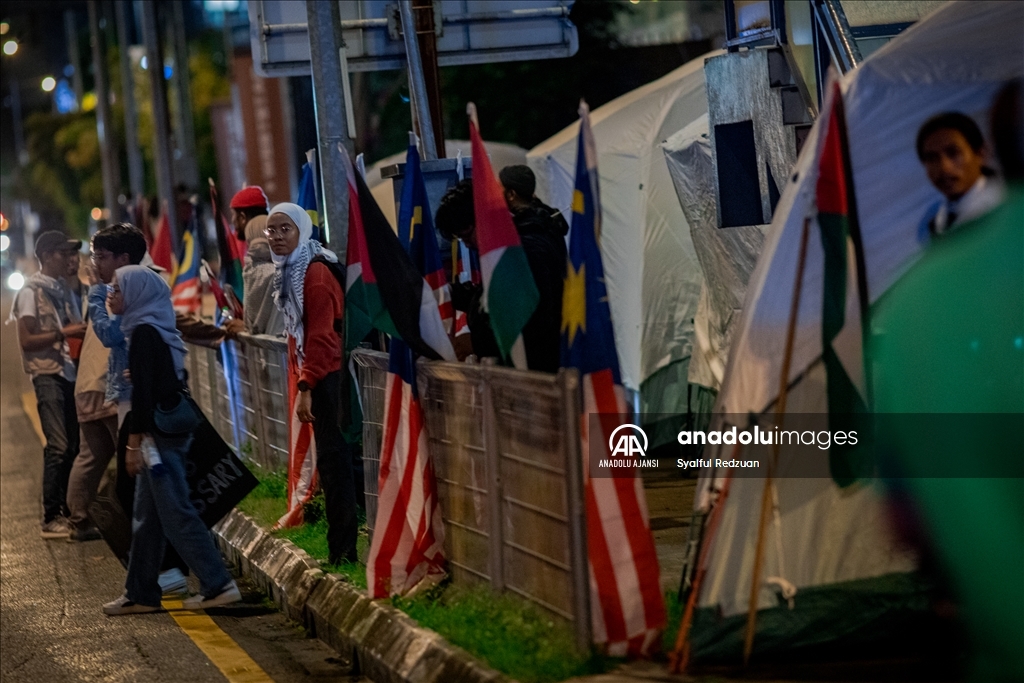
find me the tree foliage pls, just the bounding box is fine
[12,30,230,237]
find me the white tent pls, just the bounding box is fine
[717,0,1023,418]
[365,140,528,229]
[527,54,717,398]
[688,1,1024,661]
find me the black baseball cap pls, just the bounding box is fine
[35,231,83,258]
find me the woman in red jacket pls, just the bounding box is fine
[267,203,357,564]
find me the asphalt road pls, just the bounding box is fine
[0,291,363,683]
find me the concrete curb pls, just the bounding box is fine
[212,510,511,683]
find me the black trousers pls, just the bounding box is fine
[311,370,359,564]
[33,374,79,523]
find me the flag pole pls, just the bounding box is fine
[742,216,812,665]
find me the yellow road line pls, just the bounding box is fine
[20,392,275,683]
[162,600,275,683]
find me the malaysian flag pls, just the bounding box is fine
[561,101,666,656]
[397,139,455,339]
[365,139,451,597]
[274,340,319,529]
[365,339,446,597]
[170,212,201,315]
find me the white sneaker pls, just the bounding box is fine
[181,580,241,610]
[158,568,188,595]
[103,595,162,616]
[41,518,72,539]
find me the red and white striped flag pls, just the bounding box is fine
[583,373,665,656]
[366,341,446,597]
[562,101,666,656]
[275,343,319,529]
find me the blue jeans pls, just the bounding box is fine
[125,432,232,606]
[33,374,79,523]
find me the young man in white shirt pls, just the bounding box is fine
[11,231,87,538]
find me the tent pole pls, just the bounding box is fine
[742,216,812,665]
[668,442,740,673]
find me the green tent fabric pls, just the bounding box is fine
[690,572,940,662]
[869,184,1024,681]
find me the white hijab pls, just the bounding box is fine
[269,203,338,361]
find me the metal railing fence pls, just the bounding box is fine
[183,338,591,651]
[184,334,291,471]
[353,349,590,650]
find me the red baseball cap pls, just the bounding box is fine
[229,186,269,211]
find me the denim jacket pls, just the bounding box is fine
[88,284,131,404]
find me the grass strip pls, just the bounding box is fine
[238,466,694,682]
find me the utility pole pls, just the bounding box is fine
[65,10,84,111]
[169,0,199,190]
[141,0,179,252]
[399,0,439,161]
[305,0,352,260]
[115,0,145,206]
[412,0,445,158]
[88,0,121,221]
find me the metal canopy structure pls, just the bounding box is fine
[248,0,578,77]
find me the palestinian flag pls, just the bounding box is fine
[340,148,452,361]
[815,80,872,485]
[467,103,538,366]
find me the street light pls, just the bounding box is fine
[7,271,25,291]
[41,76,56,92]
[3,40,17,55]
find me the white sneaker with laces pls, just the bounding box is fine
[40,518,72,539]
[158,568,188,595]
[181,580,241,610]
[103,595,162,616]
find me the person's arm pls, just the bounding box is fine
[297,263,344,391]
[87,284,125,348]
[17,316,65,352]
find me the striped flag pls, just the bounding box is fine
[365,339,446,597]
[170,218,201,315]
[398,141,455,340]
[366,140,451,597]
[275,340,319,529]
[467,103,538,368]
[561,101,666,657]
[815,81,872,486]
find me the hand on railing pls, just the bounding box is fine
[222,318,245,340]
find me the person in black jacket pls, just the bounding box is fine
[499,165,569,373]
[101,266,240,615]
[436,173,568,373]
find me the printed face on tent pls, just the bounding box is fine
[266,214,300,256]
[919,128,986,201]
